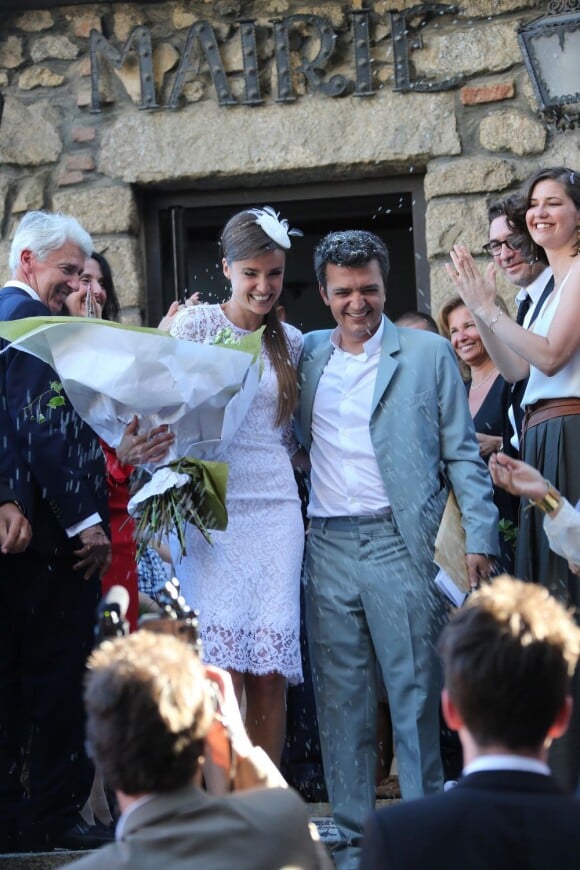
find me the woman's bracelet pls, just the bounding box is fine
[530,480,561,514]
[487,306,504,334]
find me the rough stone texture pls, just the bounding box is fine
[113,58,142,105]
[99,91,460,183]
[0,98,62,166]
[429,261,453,320]
[461,82,515,105]
[12,175,46,213]
[425,158,516,200]
[456,0,532,15]
[416,23,520,78]
[426,197,489,258]
[113,7,145,42]
[66,153,95,172]
[30,36,79,63]
[0,243,10,283]
[479,110,547,156]
[183,81,205,102]
[172,7,196,29]
[0,72,9,86]
[15,11,55,32]
[18,67,65,90]
[92,235,143,308]
[119,306,143,325]
[53,185,139,235]
[0,177,12,229]
[71,126,96,143]
[57,170,84,186]
[69,12,102,39]
[0,36,24,70]
[153,43,179,89]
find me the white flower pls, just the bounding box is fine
[249,206,303,249]
[127,467,190,515]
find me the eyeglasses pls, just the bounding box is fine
[482,238,523,257]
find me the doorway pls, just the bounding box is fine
[142,177,428,331]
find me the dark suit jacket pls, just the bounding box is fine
[360,769,580,870]
[0,285,108,556]
[0,481,17,506]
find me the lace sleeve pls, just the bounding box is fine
[170,304,216,342]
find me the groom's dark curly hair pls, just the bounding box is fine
[314,230,390,291]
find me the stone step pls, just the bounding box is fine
[0,800,400,866]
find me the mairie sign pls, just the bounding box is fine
[89,3,464,112]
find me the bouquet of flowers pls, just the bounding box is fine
[0,316,263,555]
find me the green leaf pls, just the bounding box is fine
[47,396,66,409]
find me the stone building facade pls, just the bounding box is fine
[0,0,579,326]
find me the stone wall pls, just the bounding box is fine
[0,0,579,321]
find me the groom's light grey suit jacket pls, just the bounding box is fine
[296,317,499,570]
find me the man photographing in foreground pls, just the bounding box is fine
[69,630,330,870]
[361,576,580,869]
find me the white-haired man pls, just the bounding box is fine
[0,211,112,853]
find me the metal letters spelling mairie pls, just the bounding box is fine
[89,4,463,113]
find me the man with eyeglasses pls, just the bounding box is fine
[485,198,553,447]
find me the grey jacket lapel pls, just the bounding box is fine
[299,340,333,451]
[371,317,400,416]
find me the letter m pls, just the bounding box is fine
[89,26,158,113]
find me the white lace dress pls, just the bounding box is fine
[170,304,304,684]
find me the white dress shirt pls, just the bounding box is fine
[308,317,390,518]
[515,267,553,330]
[463,754,550,777]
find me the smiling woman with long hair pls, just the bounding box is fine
[170,207,304,766]
[438,294,517,572]
[447,166,580,791]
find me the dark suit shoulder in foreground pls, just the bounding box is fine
[360,771,580,870]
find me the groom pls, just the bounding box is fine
[295,229,499,870]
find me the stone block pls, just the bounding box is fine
[57,170,84,187]
[119,306,143,325]
[416,23,519,78]
[0,176,11,229]
[91,235,143,308]
[52,186,139,235]
[0,242,10,280]
[426,197,489,258]
[0,36,24,69]
[113,7,145,43]
[153,43,179,89]
[479,110,546,156]
[66,154,95,172]
[15,11,54,32]
[18,67,65,90]
[0,72,8,86]
[425,158,516,200]
[12,175,46,213]
[31,36,79,63]
[98,90,460,183]
[172,8,196,29]
[71,126,96,143]
[70,13,102,39]
[0,98,62,166]
[461,82,514,105]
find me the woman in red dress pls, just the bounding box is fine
[66,253,173,629]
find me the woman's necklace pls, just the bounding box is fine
[471,366,498,390]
